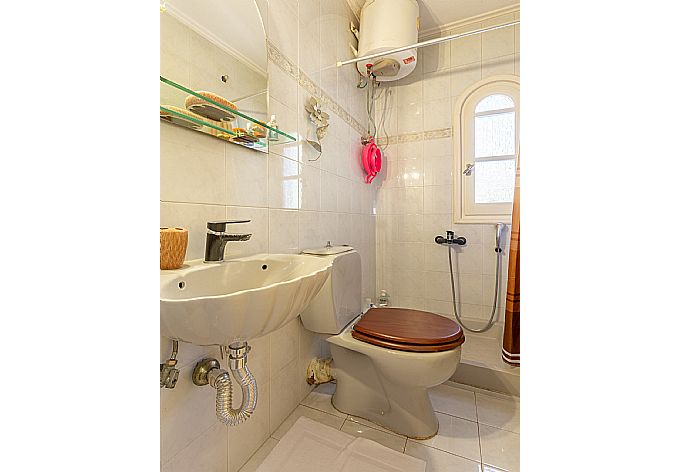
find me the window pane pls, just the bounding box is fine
[475,94,514,113]
[475,159,515,203]
[474,112,515,158]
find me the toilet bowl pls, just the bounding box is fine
[300,246,464,439]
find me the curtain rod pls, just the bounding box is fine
[336,20,519,67]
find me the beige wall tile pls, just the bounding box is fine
[422,42,451,73]
[424,155,453,186]
[160,125,226,205]
[269,318,299,377]
[160,362,220,462]
[481,23,515,60]
[268,209,299,253]
[246,335,270,387]
[320,211,340,245]
[319,170,338,212]
[268,154,299,209]
[451,62,482,97]
[481,54,516,78]
[162,422,228,472]
[226,382,270,471]
[456,244,483,275]
[268,359,299,432]
[223,206,268,258]
[298,210,323,251]
[423,98,452,130]
[424,242,450,272]
[225,145,268,207]
[425,270,454,302]
[424,185,453,214]
[390,296,426,311]
[423,69,452,101]
[160,202,225,261]
[268,0,299,64]
[268,61,298,112]
[336,177,352,213]
[450,24,482,67]
[299,163,321,211]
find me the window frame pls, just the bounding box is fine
[453,75,520,224]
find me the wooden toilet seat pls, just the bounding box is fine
[352,307,465,353]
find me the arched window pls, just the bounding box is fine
[454,75,519,223]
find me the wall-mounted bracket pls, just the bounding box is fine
[350,22,359,40]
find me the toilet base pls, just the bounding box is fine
[331,395,438,440]
[329,343,440,439]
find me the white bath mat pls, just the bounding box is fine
[256,416,426,472]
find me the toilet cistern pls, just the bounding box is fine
[204,220,252,262]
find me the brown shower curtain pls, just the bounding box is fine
[502,156,520,367]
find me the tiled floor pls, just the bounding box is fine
[239,381,520,472]
[453,329,520,397]
[462,330,520,375]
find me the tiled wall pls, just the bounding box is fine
[375,10,520,329]
[160,1,373,470]
[160,12,267,122]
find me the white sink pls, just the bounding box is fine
[160,254,332,346]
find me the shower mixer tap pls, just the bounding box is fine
[434,230,466,246]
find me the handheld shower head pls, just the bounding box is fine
[495,223,506,252]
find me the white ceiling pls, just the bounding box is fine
[347,0,519,35]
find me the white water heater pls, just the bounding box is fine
[356,0,419,81]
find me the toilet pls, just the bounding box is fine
[300,245,465,439]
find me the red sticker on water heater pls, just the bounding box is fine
[403,56,416,64]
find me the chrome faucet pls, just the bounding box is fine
[434,230,467,246]
[204,220,252,263]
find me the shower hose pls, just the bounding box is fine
[448,234,503,333]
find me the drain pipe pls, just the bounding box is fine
[306,357,334,385]
[192,341,257,426]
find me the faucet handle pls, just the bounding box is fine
[207,220,250,232]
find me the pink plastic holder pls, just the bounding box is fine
[361,138,382,184]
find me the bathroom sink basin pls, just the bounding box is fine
[160,254,332,345]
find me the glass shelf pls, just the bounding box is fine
[159,76,296,151]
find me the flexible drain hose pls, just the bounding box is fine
[208,365,257,426]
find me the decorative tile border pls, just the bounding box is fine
[267,40,367,136]
[266,41,453,144]
[375,128,453,146]
[267,41,298,80]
